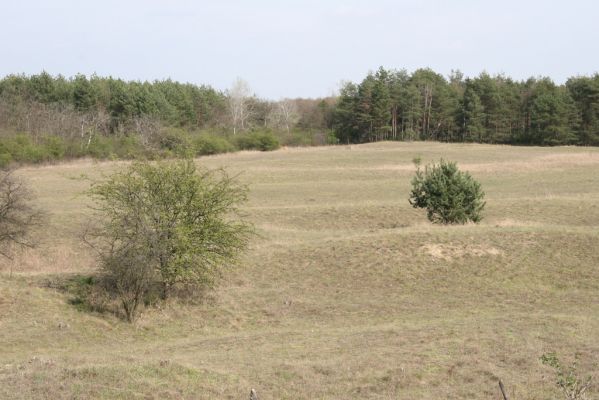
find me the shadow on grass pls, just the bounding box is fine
[42,273,114,315]
[41,273,214,322]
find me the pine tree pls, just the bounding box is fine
[460,83,485,142]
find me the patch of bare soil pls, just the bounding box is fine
[420,243,502,261]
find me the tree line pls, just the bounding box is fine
[0,69,598,167]
[0,72,335,135]
[333,67,599,146]
[0,72,335,165]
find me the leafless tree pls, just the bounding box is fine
[79,109,110,149]
[227,78,254,135]
[268,99,299,134]
[0,97,111,143]
[132,115,161,147]
[0,170,44,276]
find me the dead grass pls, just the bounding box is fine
[1,142,598,399]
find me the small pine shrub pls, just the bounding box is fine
[409,159,485,224]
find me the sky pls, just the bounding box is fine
[2,0,598,99]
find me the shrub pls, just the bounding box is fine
[86,135,115,159]
[0,170,44,276]
[156,127,193,157]
[326,131,340,145]
[114,135,144,159]
[541,353,592,400]
[409,159,485,224]
[0,153,12,169]
[192,133,236,156]
[60,275,109,314]
[277,130,312,147]
[102,242,157,322]
[236,131,280,151]
[85,134,146,160]
[41,135,66,159]
[0,134,49,164]
[84,159,252,321]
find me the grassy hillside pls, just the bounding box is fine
[1,142,598,399]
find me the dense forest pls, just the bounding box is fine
[0,68,598,166]
[335,68,599,146]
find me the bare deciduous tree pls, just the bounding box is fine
[267,99,299,134]
[132,115,161,147]
[0,171,44,276]
[227,78,253,135]
[79,109,110,149]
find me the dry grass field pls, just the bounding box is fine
[1,142,598,399]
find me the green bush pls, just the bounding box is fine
[236,131,280,151]
[0,134,61,164]
[0,133,138,165]
[42,135,66,159]
[86,135,115,159]
[278,131,312,147]
[85,159,253,321]
[61,138,87,159]
[10,134,47,163]
[0,128,274,166]
[156,127,193,157]
[326,132,340,145]
[0,153,12,168]
[409,159,485,224]
[114,135,144,159]
[85,134,145,160]
[193,133,236,156]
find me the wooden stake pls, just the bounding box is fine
[498,379,509,400]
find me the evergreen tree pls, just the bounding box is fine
[567,75,599,145]
[409,159,485,224]
[73,74,96,112]
[356,74,376,141]
[333,82,360,143]
[371,67,392,140]
[529,82,578,145]
[460,83,485,142]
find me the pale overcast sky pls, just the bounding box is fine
[2,0,597,98]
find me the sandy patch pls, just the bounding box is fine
[420,243,502,261]
[492,218,543,228]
